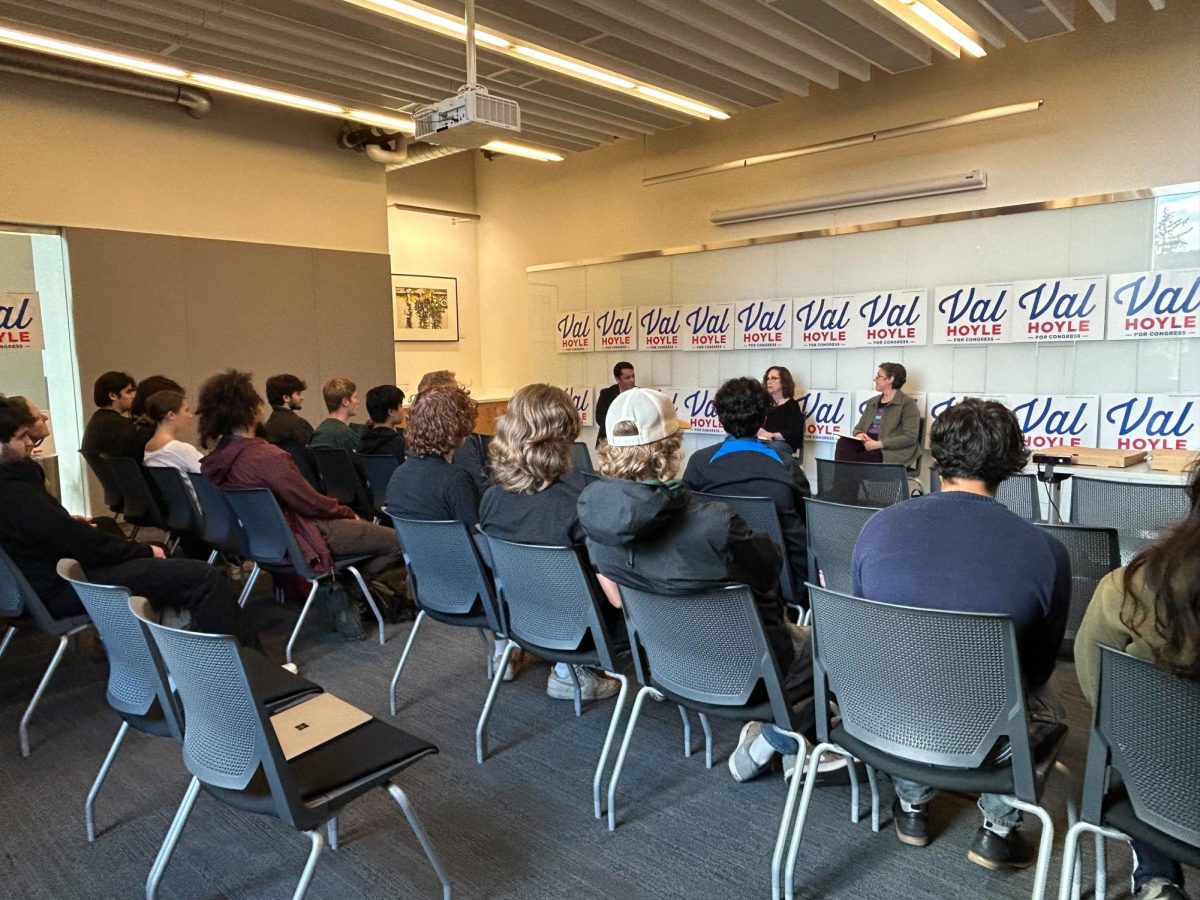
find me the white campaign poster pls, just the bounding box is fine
[637,304,687,352]
[0,291,45,352]
[853,391,928,438]
[1010,276,1106,343]
[680,302,734,351]
[792,294,857,349]
[925,393,1011,448]
[1106,269,1200,341]
[567,386,594,427]
[734,298,792,350]
[853,289,928,348]
[1005,394,1100,450]
[799,390,852,442]
[555,310,593,353]
[593,307,638,352]
[662,386,722,434]
[1099,394,1200,452]
[932,283,1011,345]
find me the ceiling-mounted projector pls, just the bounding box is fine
[413,84,520,148]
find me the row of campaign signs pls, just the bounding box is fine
[565,387,1200,453]
[554,268,1200,352]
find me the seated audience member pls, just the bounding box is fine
[759,366,806,456]
[683,377,810,599]
[81,370,139,458]
[1074,462,1198,900]
[835,362,921,467]
[143,390,204,478]
[130,375,185,455]
[6,396,50,484]
[386,384,480,525]
[262,374,314,447]
[418,370,490,490]
[480,383,616,699]
[577,388,815,781]
[0,396,250,642]
[360,384,407,461]
[310,377,362,451]
[851,398,1071,868]
[197,371,407,636]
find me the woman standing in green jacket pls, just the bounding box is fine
[1074,462,1199,900]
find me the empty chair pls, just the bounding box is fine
[145,466,203,541]
[359,453,401,507]
[1069,476,1189,563]
[784,586,1071,900]
[815,458,908,508]
[1035,523,1121,652]
[187,472,249,569]
[387,516,503,716]
[0,546,92,756]
[571,441,595,475]
[223,488,387,665]
[80,448,124,514]
[997,473,1042,521]
[310,448,374,517]
[130,596,450,900]
[1058,647,1200,900]
[478,537,630,818]
[803,498,878,593]
[103,454,171,539]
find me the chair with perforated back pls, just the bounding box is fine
[1057,647,1200,900]
[223,488,387,666]
[815,458,908,508]
[129,596,450,900]
[998,474,1042,521]
[571,441,595,475]
[783,585,1072,900]
[188,472,252,578]
[1035,523,1121,654]
[310,448,375,519]
[103,454,172,538]
[803,498,877,594]
[478,537,632,817]
[387,516,503,717]
[146,466,204,551]
[81,448,124,514]
[693,492,802,617]
[359,454,400,508]
[0,546,92,756]
[1069,477,1188,564]
[283,442,324,492]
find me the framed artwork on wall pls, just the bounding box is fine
[392,273,459,342]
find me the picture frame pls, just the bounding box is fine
[391,273,459,342]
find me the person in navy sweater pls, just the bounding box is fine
[852,398,1071,872]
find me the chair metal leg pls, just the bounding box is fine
[237,563,261,608]
[593,672,629,820]
[1059,764,1082,900]
[567,665,583,718]
[146,776,201,900]
[607,686,654,832]
[1094,832,1107,900]
[697,713,713,769]
[770,731,810,900]
[390,610,426,716]
[678,705,692,758]
[86,720,130,841]
[1004,797,1054,900]
[783,741,838,900]
[20,632,72,757]
[0,623,16,662]
[1057,821,1124,900]
[325,817,338,851]
[293,829,325,900]
[865,764,881,832]
[846,753,861,824]
[386,784,452,900]
[476,640,516,764]
[205,549,219,565]
[345,565,386,646]
[285,580,322,667]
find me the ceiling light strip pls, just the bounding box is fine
[902,1,987,57]
[0,25,566,160]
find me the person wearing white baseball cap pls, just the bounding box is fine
[578,388,817,782]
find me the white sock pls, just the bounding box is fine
[748,734,776,766]
[554,662,572,679]
[494,639,507,655]
[899,798,925,814]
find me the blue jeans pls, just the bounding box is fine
[761,623,812,755]
[1131,838,1184,891]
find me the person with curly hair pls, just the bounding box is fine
[850,397,1071,871]
[480,383,619,699]
[197,370,407,639]
[415,369,491,490]
[1074,461,1199,900]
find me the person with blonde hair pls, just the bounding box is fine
[481,383,618,700]
[310,376,361,451]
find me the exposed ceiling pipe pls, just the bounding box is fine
[365,141,464,171]
[0,43,212,117]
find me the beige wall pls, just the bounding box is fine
[448,0,1199,395]
[0,73,387,253]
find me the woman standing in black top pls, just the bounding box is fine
[759,366,805,457]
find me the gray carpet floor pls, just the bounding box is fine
[1,582,1194,900]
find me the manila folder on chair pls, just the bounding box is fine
[271,693,373,760]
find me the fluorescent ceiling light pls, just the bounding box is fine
[482,140,564,162]
[190,73,343,114]
[711,171,988,226]
[0,25,187,78]
[901,0,987,57]
[346,109,417,133]
[337,0,727,121]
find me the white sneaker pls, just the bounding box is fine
[728,722,769,783]
[546,666,619,701]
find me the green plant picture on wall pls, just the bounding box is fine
[392,274,459,341]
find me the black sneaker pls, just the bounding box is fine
[967,826,1034,870]
[892,797,929,847]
